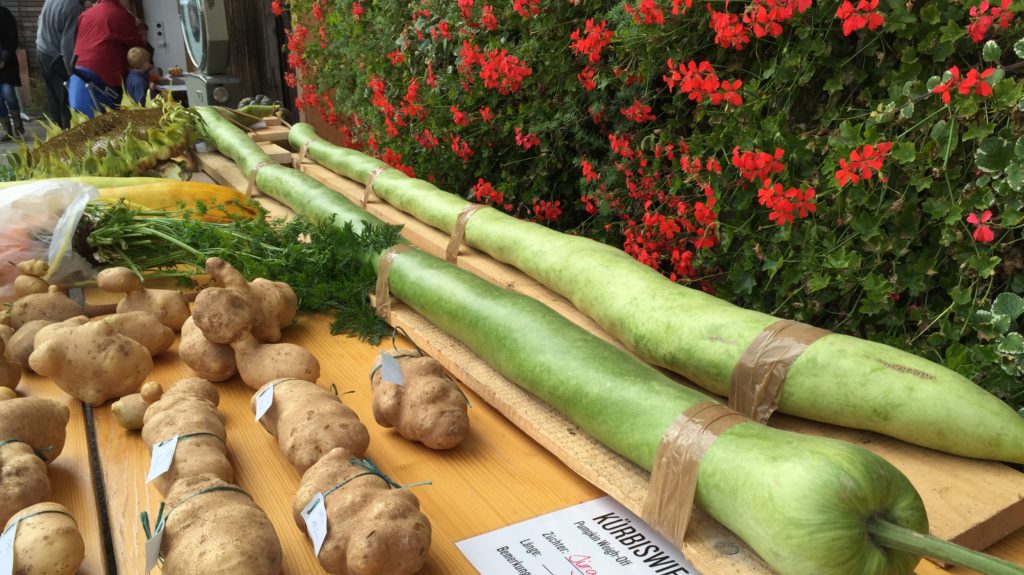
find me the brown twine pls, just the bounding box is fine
[642,401,746,547]
[374,244,417,324]
[362,167,387,208]
[245,160,272,197]
[445,204,485,264]
[293,141,312,170]
[728,319,830,423]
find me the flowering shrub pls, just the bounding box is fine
[276,0,1024,408]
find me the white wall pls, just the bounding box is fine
[142,0,188,73]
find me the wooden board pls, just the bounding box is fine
[248,125,291,144]
[258,141,294,165]
[292,161,1024,554]
[16,374,107,575]
[90,313,607,574]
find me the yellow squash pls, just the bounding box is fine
[96,182,260,222]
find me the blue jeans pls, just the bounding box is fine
[0,83,19,119]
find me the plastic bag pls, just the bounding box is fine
[0,181,98,301]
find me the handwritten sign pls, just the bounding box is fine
[457,496,698,575]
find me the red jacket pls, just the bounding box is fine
[73,0,144,88]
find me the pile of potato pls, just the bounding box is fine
[0,256,471,575]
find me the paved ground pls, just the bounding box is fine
[0,115,49,155]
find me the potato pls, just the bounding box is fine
[3,502,85,575]
[6,320,51,368]
[96,267,190,331]
[371,354,469,450]
[251,378,369,472]
[141,377,232,495]
[7,286,83,330]
[29,319,153,406]
[97,311,175,356]
[293,448,430,575]
[160,474,282,575]
[233,334,320,390]
[0,442,49,527]
[0,332,19,390]
[0,397,70,459]
[13,275,49,298]
[111,393,149,431]
[178,317,237,382]
[203,257,297,343]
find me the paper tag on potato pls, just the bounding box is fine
[0,521,16,575]
[143,515,165,574]
[301,493,328,557]
[380,352,404,386]
[146,436,179,483]
[254,384,275,422]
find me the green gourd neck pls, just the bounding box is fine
[868,518,1024,575]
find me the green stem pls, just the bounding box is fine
[868,519,1024,575]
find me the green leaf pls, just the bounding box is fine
[930,120,951,146]
[998,332,1024,354]
[993,292,1024,321]
[807,273,830,293]
[899,102,915,119]
[1016,37,1024,59]
[975,309,1010,340]
[968,254,1002,278]
[984,40,1002,62]
[939,20,965,44]
[921,3,941,24]
[1007,162,1024,191]
[976,138,1014,172]
[964,121,995,141]
[892,141,916,164]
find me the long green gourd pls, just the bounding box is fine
[199,108,1024,575]
[289,122,1024,465]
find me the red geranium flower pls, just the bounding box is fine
[967,211,996,243]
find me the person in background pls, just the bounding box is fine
[68,0,144,117]
[125,46,152,104]
[0,6,24,141]
[36,0,91,129]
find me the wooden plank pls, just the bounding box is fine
[17,375,107,575]
[262,116,283,127]
[92,311,609,574]
[297,162,1024,555]
[248,125,291,144]
[258,141,293,165]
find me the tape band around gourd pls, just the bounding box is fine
[293,141,312,170]
[728,319,831,423]
[642,401,746,547]
[445,204,485,264]
[374,244,417,324]
[246,160,272,198]
[362,166,387,208]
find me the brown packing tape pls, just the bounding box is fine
[374,244,417,324]
[245,160,271,197]
[445,204,485,264]
[362,166,387,208]
[292,141,312,170]
[728,319,831,423]
[642,401,746,547]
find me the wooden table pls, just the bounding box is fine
[15,303,1019,575]
[13,134,1024,574]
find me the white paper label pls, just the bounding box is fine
[301,493,328,557]
[380,352,404,386]
[254,384,275,422]
[143,517,165,574]
[0,521,16,575]
[457,496,698,575]
[146,436,179,483]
